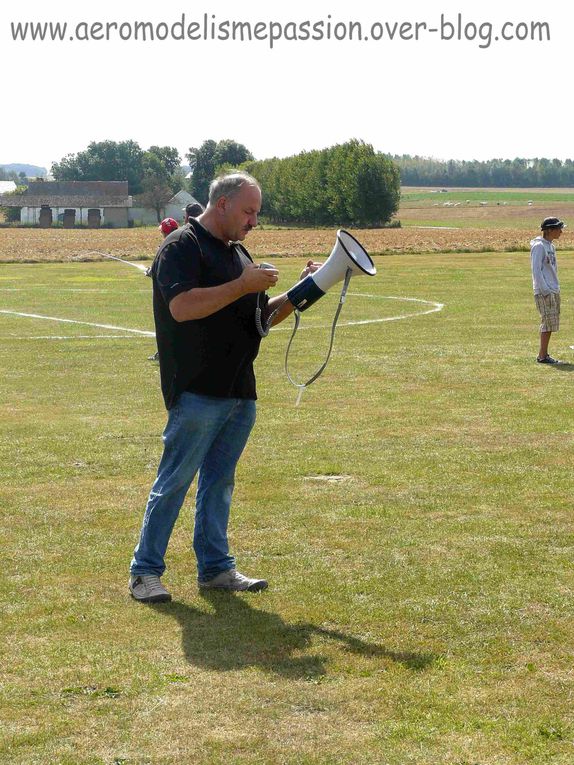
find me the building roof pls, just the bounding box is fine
[0,181,17,194]
[167,189,200,206]
[0,180,132,207]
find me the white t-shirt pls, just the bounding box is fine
[530,235,559,295]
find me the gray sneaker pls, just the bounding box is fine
[129,574,172,603]
[198,568,268,592]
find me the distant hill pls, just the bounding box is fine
[0,163,47,177]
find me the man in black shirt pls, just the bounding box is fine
[129,171,318,602]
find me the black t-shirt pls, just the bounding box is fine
[150,219,269,409]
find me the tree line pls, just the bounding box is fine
[243,140,400,226]
[43,138,401,226]
[45,139,253,221]
[395,155,574,187]
[50,141,184,221]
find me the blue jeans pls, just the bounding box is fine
[130,392,256,581]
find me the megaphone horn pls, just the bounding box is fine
[287,229,376,312]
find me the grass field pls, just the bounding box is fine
[1,248,574,764]
[399,187,574,231]
[401,188,574,203]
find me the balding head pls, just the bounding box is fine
[208,171,261,207]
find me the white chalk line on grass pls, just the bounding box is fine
[0,310,155,337]
[11,335,145,341]
[271,294,445,331]
[0,288,150,293]
[0,295,444,340]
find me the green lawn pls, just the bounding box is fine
[401,189,574,203]
[1,254,573,764]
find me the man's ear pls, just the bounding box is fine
[215,195,228,216]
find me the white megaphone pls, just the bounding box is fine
[287,229,376,311]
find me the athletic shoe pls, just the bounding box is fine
[536,355,560,364]
[198,568,268,592]
[129,574,172,603]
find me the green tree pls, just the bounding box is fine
[186,140,217,205]
[243,140,399,227]
[213,139,254,170]
[139,152,175,222]
[186,139,254,205]
[0,185,26,222]
[147,146,181,177]
[394,154,574,187]
[51,140,145,193]
[51,141,184,196]
[146,145,184,194]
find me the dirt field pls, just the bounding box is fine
[1,185,572,262]
[1,224,572,264]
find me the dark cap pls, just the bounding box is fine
[541,216,566,230]
[183,202,204,217]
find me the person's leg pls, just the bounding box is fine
[536,293,552,360]
[536,293,560,361]
[538,330,552,360]
[194,398,257,582]
[130,393,235,577]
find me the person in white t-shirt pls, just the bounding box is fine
[530,216,566,364]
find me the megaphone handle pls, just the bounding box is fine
[284,268,352,396]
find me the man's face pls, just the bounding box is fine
[547,227,563,241]
[222,184,261,242]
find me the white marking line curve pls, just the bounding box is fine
[13,335,145,341]
[0,296,443,340]
[270,294,444,331]
[0,288,120,292]
[0,310,155,336]
[0,288,151,293]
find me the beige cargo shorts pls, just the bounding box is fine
[535,292,560,332]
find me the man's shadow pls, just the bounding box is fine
[151,593,436,680]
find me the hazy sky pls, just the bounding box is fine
[1,0,571,171]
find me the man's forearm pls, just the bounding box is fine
[268,293,296,326]
[168,263,279,322]
[169,280,246,322]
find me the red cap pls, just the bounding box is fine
[159,217,178,235]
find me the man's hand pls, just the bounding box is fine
[239,263,279,293]
[299,259,322,280]
[264,259,323,328]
